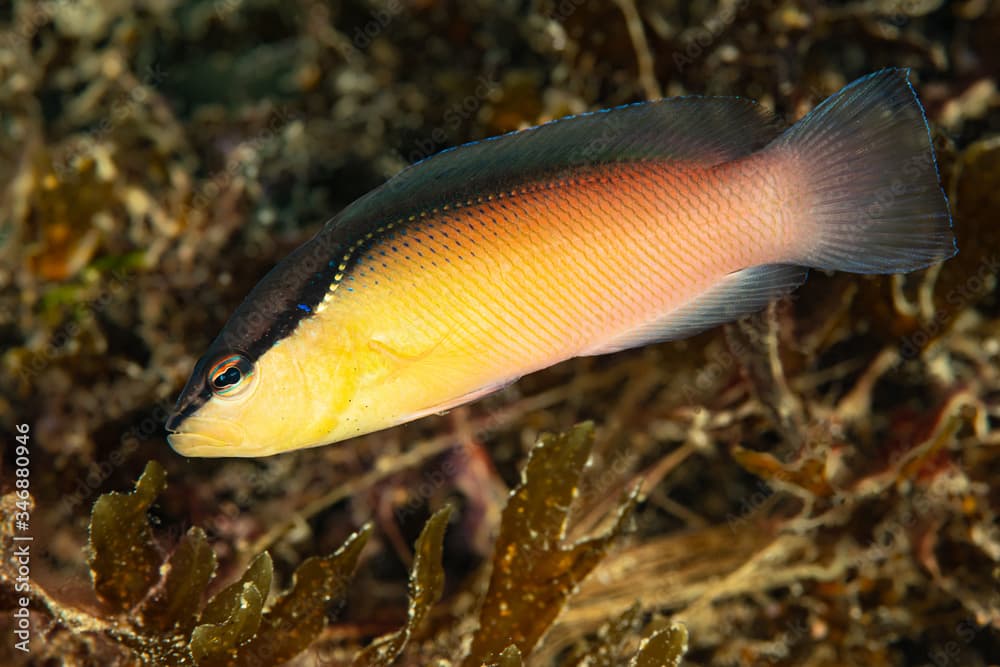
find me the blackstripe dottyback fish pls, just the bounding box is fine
[167,69,955,457]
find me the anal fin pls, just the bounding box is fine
[581,264,808,356]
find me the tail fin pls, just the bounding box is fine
[772,68,955,274]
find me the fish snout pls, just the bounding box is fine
[166,416,246,457]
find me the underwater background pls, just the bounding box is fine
[1,0,999,665]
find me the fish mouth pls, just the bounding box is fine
[167,432,233,457]
[166,416,246,458]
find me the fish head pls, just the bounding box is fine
[166,323,364,457]
[167,237,370,457]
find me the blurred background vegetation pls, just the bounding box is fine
[1,0,999,665]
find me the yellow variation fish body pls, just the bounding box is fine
[168,69,955,457]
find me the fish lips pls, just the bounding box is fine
[167,416,247,457]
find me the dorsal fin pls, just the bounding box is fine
[324,96,784,233]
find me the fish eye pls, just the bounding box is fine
[207,354,254,398]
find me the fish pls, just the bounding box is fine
[167,68,955,457]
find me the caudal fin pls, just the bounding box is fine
[772,68,956,274]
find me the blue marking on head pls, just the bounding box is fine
[297,303,312,313]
